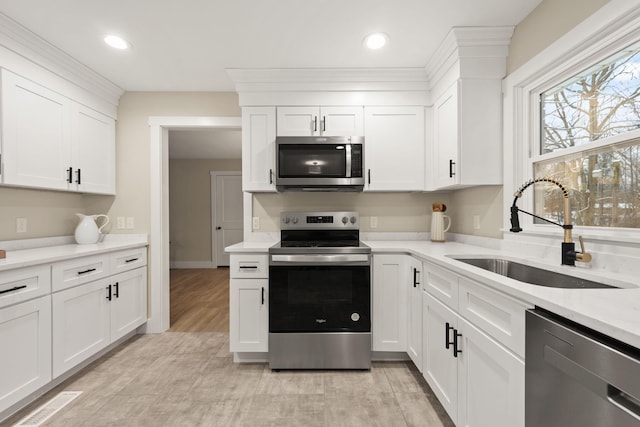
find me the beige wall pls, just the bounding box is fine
[254,192,452,233]
[169,158,241,262]
[507,0,608,73]
[89,92,242,237]
[0,187,88,240]
[449,186,503,238]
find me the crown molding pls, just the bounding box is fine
[0,12,123,107]
[425,26,514,87]
[227,67,429,93]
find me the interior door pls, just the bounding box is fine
[213,172,243,266]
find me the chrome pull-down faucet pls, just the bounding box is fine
[509,177,592,266]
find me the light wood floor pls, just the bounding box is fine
[169,268,230,332]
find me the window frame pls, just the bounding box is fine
[504,2,640,243]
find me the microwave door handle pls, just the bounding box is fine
[345,144,352,178]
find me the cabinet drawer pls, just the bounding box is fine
[0,265,51,309]
[423,262,459,311]
[52,254,109,292]
[458,277,531,358]
[230,254,268,279]
[110,247,147,275]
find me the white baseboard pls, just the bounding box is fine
[170,261,217,269]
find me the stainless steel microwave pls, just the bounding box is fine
[275,136,365,191]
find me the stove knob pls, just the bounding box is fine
[350,216,357,224]
[342,216,348,224]
[283,216,290,224]
[292,217,299,224]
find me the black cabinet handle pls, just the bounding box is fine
[445,322,455,349]
[453,330,462,357]
[269,169,273,184]
[413,268,420,288]
[114,282,119,298]
[449,160,456,178]
[125,258,139,263]
[239,266,258,270]
[0,285,27,295]
[77,268,97,275]
[67,167,73,183]
[313,116,318,132]
[322,115,326,132]
[106,284,112,301]
[368,169,371,185]
[261,287,265,305]
[75,168,82,184]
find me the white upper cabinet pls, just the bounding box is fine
[364,106,425,191]
[431,79,502,190]
[0,69,116,194]
[71,104,116,194]
[1,69,71,191]
[277,106,364,136]
[242,106,276,192]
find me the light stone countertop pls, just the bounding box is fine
[0,234,148,272]
[227,239,640,350]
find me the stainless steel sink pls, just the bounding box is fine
[451,257,618,289]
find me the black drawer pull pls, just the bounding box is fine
[77,268,97,275]
[445,322,455,349]
[125,258,139,263]
[114,282,119,298]
[453,330,462,358]
[0,285,27,295]
[239,266,258,270]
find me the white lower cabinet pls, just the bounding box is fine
[229,278,268,352]
[372,254,409,351]
[52,267,147,378]
[421,264,526,427]
[0,295,52,412]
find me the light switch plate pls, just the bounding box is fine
[126,217,135,229]
[252,217,260,230]
[116,216,126,229]
[370,216,378,229]
[16,217,27,233]
[473,215,481,230]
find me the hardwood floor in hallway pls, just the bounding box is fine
[169,268,230,332]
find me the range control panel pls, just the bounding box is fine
[280,211,359,230]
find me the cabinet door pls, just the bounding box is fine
[457,317,524,427]
[433,82,460,189]
[229,278,268,352]
[276,106,319,136]
[1,69,71,190]
[0,295,52,413]
[110,267,148,342]
[71,104,116,194]
[242,106,276,192]
[52,278,110,378]
[320,106,364,136]
[372,254,408,352]
[422,291,458,424]
[364,106,425,191]
[407,258,423,371]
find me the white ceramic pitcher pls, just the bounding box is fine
[430,212,451,242]
[74,213,109,244]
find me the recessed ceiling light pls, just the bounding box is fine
[104,35,130,50]
[364,33,388,50]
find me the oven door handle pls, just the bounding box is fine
[270,254,370,265]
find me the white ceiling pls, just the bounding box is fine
[0,0,542,92]
[0,0,541,159]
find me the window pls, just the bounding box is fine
[533,42,640,229]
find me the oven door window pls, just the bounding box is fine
[269,265,370,333]
[278,144,346,178]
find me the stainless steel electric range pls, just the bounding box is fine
[268,211,372,370]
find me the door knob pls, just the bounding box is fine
[216,226,222,230]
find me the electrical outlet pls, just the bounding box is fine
[252,217,260,230]
[116,216,126,229]
[473,215,481,230]
[126,217,135,229]
[16,217,27,233]
[370,216,378,229]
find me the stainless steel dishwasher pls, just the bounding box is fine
[526,309,640,427]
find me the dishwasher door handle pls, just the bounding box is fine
[608,386,640,421]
